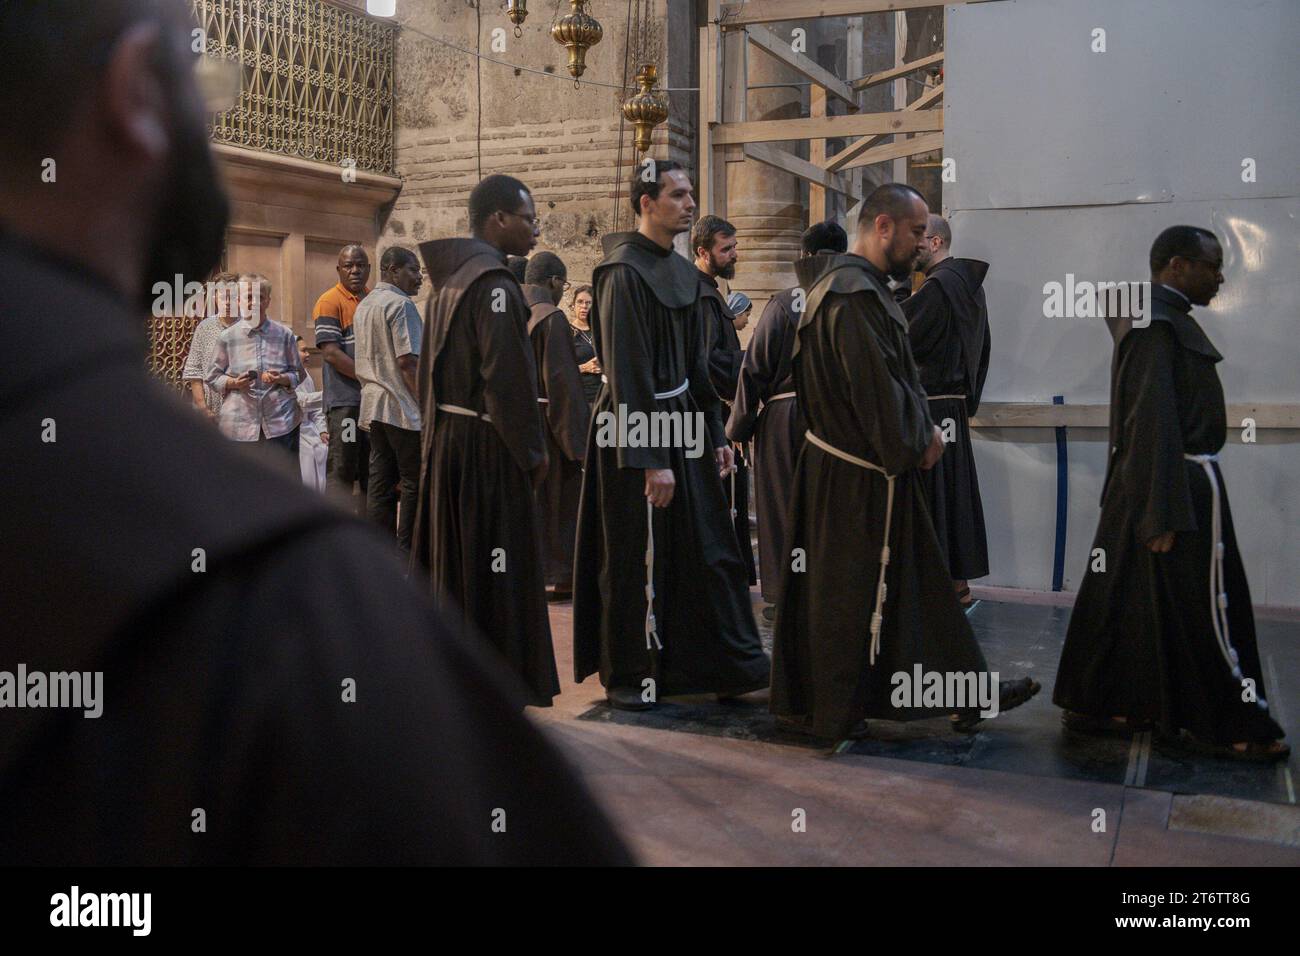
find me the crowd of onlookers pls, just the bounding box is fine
[180,245,620,553]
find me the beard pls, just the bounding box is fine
[885,233,919,275]
[138,92,230,314]
[711,255,736,281]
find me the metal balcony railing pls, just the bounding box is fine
[193,0,396,175]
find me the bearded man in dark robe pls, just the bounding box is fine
[727,221,847,617]
[772,184,1038,741]
[0,0,628,864]
[693,214,756,585]
[413,174,560,707]
[573,161,769,710]
[521,251,589,599]
[1055,226,1287,760]
[902,214,991,604]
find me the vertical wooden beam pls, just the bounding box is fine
[846,16,864,213]
[808,84,827,226]
[892,10,908,184]
[699,0,722,215]
[715,25,747,221]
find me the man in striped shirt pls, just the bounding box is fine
[206,274,305,463]
[314,244,371,514]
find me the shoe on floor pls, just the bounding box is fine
[952,677,1041,733]
[1171,732,1290,763]
[606,686,653,711]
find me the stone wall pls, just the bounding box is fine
[382,0,697,291]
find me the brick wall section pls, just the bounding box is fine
[382,0,696,290]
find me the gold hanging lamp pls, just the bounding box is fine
[551,0,603,82]
[622,63,668,154]
[505,0,527,37]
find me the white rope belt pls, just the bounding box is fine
[805,429,896,665]
[927,393,965,401]
[595,374,691,650]
[644,498,662,651]
[537,397,549,404]
[1184,454,1255,699]
[768,391,796,402]
[639,377,691,655]
[600,375,689,401]
[437,403,492,423]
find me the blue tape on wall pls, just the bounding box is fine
[1052,394,1068,592]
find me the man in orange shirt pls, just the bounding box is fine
[314,244,371,514]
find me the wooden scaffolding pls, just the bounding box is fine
[698,0,960,224]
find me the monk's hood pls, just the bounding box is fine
[792,251,849,291]
[596,231,697,309]
[418,237,505,291]
[929,256,988,293]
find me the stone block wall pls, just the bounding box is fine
[382,0,697,294]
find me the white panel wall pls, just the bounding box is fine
[946,0,1300,607]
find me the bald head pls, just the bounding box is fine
[915,214,951,271]
[337,245,371,295]
[853,183,930,276]
[858,184,927,233]
[927,214,951,248]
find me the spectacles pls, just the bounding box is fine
[503,211,541,228]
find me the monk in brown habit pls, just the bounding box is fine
[773,184,1038,740]
[573,161,770,710]
[413,174,560,707]
[901,214,991,605]
[728,221,848,617]
[0,2,627,864]
[1056,226,1287,760]
[693,214,757,585]
[521,251,589,599]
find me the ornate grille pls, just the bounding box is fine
[192,0,396,175]
[148,316,203,392]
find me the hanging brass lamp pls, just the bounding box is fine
[551,0,603,80]
[622,63,668,153]
[506,0,527,37]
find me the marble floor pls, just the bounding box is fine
[530,594,1300,865]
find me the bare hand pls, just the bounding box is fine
[920,425,944,471]
[580,359,601,374]
[229,373,255,392]
[319,431,329,444]
[261,370,286,387]
[645,468,675,508]
[715,445,735,478]
[1146,531,1175,553]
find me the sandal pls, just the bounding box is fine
[1176,734,1290,763]
[952,677,1041,733]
